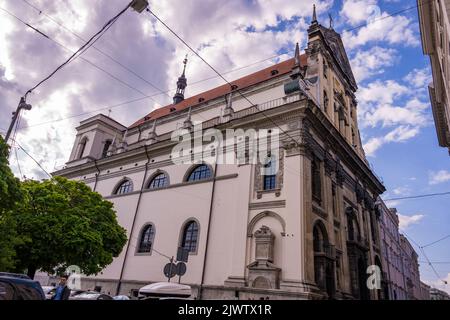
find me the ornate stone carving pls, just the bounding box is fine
[247,226,281,289]
[324,151,334,176]
[355,181,364,204]
[335,159,345,186]
[254,150,284,198]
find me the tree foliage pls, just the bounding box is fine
[13,176,127,278]
[0,136,23,270]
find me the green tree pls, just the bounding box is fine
[0,136,23,270]
[13,176,127,278]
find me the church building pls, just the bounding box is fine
[54,7,386,300]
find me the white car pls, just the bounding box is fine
[138,282,192,300]
[41,286,55,300]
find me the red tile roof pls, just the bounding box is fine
[129,54,307,128]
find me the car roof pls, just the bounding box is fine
[0,275,40,285]
[0,272,31,279]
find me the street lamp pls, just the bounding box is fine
[130,0,148,13]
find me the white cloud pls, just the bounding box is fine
[363,125,421,157]
[392,186,411,196]
[429,170,450,185]
[404,68,433,88]
[363,137,384,156]
[340,0,378,26]
[398,213,424,229]
[358,80,409,105]
[342,12,419,50]
[350,46,398,82]
[384,125,420,142]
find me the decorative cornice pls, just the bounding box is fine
[249,200,286,210]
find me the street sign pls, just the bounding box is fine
[176,262,187,276]
[177,247,189,263]
[163,263,177,278]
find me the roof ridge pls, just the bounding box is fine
[129,54,307,128]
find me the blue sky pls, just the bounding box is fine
[0,0,449,291]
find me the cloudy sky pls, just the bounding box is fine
[1,0,449,293]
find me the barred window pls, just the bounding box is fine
[148,173,168,189]
[187,164,212,182]
[138,224,155,253]
[181,221,199,253]
[263,155,277,191]
[114,179,133,195]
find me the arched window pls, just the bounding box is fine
[114,179,133,195]
[313,223,328,253]
[101,139,112,158]
[263,154,277,190]
[346,208,360,242]
[313,222,334,298]
[148,172,168,189]
[137,224,155,253]
[186,164,212,182]
[77,137,88,159]
[181,220,199,253]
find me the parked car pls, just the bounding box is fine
[0,272,31,280]
[69,289,85,297]
[70,291,113,300]
[113,295,131,300]
[0,274,45,300]
[138,282,192,300]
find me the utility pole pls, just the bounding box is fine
[4,97,32,143]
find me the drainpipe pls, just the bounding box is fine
[198,145,220,299]
[93,160,101,192]
[116,145,151,295]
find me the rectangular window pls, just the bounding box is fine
[311,156,322,204]
[332,184,337,217]
[263,175,276,190]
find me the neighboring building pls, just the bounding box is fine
[418,0,450,154]
[430,287,450,300]
[54,8,386,299]
[420,281,431,300]
[378,203,409,300]
[400,235,421,300]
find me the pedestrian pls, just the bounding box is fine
[51,275,71,300]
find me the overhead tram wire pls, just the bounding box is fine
[22,1,133,99]
[400,230,448,285]
[6,0,429,132]
[8,137,52,179]
[383,191,450,202]
[144,0,433,151]
[17,51,295,131]
[11,0,428,131]
[422,234,450,249]
[146,9,303,149]
[7,135,179,262]
[20,0,173,101]
[0,7,160,107]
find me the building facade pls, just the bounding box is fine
[420,281,431,300]
[430,287,450,299]
[418,0,450,154]
[54,10,386,300]
[400,235,421,300]
[378,204,409,300]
